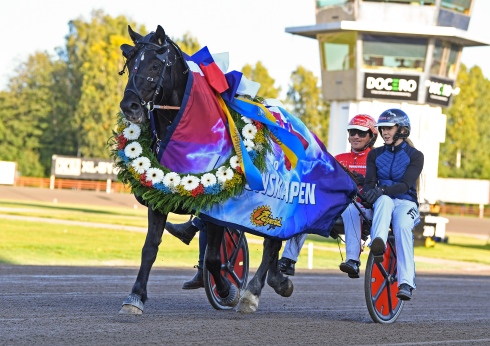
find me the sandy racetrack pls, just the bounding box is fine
[1,265,489,345]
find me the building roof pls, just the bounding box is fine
[286,21,490,47]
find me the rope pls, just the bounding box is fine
[336,237,344,263]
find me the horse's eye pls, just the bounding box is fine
[152,63,160,71]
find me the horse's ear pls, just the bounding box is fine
[120,44,134,58]
[155,25,167,46]
[128,25,142,43]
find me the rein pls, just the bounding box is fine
[151,105,181,110]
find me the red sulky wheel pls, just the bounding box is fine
[364,235,404,323]
[204,227,249,310]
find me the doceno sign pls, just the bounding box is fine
[363,72,419,102]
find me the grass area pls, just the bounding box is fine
[0,218,267,267]
[1,199,489,271]
[0,199,150,227]
[415,234,490,265]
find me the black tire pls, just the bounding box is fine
[204,227,249,310]
[364,235,404,323]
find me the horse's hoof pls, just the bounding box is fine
[274,278,294,297]
[236,290,259,314]
[119,293,144,315]
[220,284,240,307]
[119,304,143,315]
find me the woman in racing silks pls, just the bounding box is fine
[363,108,424,301]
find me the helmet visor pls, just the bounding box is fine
[347,124,370,131]
[376,122,396,128]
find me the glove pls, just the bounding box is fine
[360,200,373,209]
[365,186,384,205]
[351,171,365,186]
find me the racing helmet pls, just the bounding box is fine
[377,108,411,140]
[347,114,378,148]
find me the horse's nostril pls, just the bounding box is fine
[130,103,140,111]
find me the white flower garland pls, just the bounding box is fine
[114,113,266,203]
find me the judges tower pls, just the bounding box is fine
[286,0,489,203]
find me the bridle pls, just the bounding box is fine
[119,32,188,117]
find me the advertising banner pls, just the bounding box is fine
[0,161,17,185]
[425,76,459,107]
[363,72,419,101]
[51,155,119,180]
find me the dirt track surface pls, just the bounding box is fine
[1,265,490,346]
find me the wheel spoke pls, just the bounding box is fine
[228,269,242,285]
[372,277,387,302]
[374,261,389,279]
[225,227,239,248]
[221,236,230,262]
[385,282,395,317]
[228,233,244,264]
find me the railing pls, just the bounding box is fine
[10,177,490,216]
[439,204,490,218]
[14,177,131,193]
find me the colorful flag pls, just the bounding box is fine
[199,105,357,239]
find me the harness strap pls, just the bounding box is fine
[152,105,180,110]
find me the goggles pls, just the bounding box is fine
[348,129,369,138]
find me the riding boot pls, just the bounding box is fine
[182,265,204,289]
[278,257,296,276]
[165,219,199,245]
[339,259,360,279]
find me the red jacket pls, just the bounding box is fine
[335,148,371,192]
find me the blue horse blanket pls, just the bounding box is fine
[198,104,357,239]
[156,47,357,240]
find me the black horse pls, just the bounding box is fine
[118,25,293,314]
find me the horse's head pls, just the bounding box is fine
[119,25,188,124]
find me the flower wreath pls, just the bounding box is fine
[110,101,271,215]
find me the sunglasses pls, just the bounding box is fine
[348,129,369,138]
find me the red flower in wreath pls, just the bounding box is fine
[253,120,264,130]
[117,134,128,149]
[139,173,153,188]
[191,183,205,197]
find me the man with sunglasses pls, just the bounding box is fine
[278,114,378,278]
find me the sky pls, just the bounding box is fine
[1,0,490,96]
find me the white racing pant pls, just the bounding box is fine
[342,202,373,263]
[281,202,372,263]
[281,233,307,263]
[370,195,420,289]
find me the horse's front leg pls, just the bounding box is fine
[237,238,292,313]
[205,222,239,307]
[119,207,167,315]
[266,241,294,298]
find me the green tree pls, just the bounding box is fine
[0,12,204,177]
[241,61,281,99]
[173,32,201,55]
[439,64,490,179]
[0,52,56,176]
[286,66,329,143]
[34,57,83,174]
[63,10,142,158]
